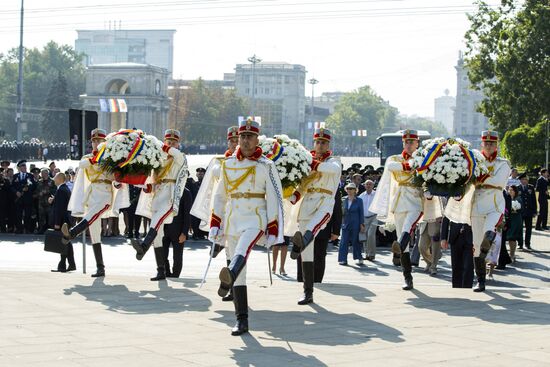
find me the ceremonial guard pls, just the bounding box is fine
[370,129,441,290]
[133,129,188,281]
[190,125,239,301]
[470,130,511,292]
[288,128,341,305]
[209,118,284,335]
[63,129,129,278]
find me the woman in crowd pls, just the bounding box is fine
[338,183,365,266]
[507,185,523,262]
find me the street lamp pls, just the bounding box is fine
[247,54,261,117]
[307,78,319,142]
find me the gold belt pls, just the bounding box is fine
[159,179,177,184]
[91,179,112,185]
[307,187,333,195]
[230,192,265,199]
[477,184,502,190]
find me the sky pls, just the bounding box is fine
[0,0,502,117]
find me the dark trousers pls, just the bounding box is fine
[536,199,548,229]
[519,216,533,247]
[449,222,474,288]
[297,236,329,283]
[127,210,142,236]
[57,243,75,271]
[191,215,207,238]
[15,201,34,233]
[162,236,184,277]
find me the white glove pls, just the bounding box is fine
[289,194,297,204]
[378,225,386,235]
[266,235,277,248]
[453,195,462,201]
[208,227,221,242]
[424,191,433,200]
[156,139,165,150]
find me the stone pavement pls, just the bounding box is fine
[1,230,549,366]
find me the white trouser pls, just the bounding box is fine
[149,185,175,249]
[471,212,503,257]
[298,212,331,262]
[394,210,423,253]
[226,229,264,286]
[83,183,112,226]
[89,218,102,245]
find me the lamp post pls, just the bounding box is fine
[247,54,261,117]
[16,0,24,141]
[307,78,318,143]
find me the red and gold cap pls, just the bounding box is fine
[402,129,418,141]
[164,129,180,142]
[91,128,107,141]
[314,128,331,142]
[238,117,260,135]
[227,126,239,140]
[481,130,499,142]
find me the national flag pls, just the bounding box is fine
[117,99,128,112]
[109,99,119,112]
[99,99,109,112]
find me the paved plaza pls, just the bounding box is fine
[1,230,549,366]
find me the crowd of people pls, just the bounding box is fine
[1,122,548,337]
[0,139,69,162]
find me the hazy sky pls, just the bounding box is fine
[0,0,500,117]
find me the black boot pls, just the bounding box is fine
[212,243,225,258]
[91,243,105,277]
[131,228,157,260]
[222,260,234,302]
[401,252,414,290]
[298,261,314,305]
[231,286,249,336]
[392,232,411,255]
[150,247,166,281]
[290,230,314,260]
[219,255,246,297]
[61,219,89,240]
[473,257,486,292]
[479,231,496,260]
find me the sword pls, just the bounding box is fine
[199,240,217,289]
[267,246,273,286]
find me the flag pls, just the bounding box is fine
[319,121,326,128]
[99,99,109,112]
[108,99,119,113]
[117,99,128,112]
[307,122,312,129]
[352,130,356,137]
[362,129,367,137]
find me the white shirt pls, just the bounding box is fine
[507,176,520,188]
[359,190,376,217]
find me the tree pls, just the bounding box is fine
[501,121,547,169]
[325,85,398,150]
[397,116,449,137]
[41,72,71,142]
[0,41,85,141]
[168,78,249,144]
[464,0,550,134]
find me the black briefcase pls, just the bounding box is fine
[44,229,68,255]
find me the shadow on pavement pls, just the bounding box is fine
[316,283,376,303]
[213,303,404,347]
[408,289,550,325]
[63,277,212,314]
[230,334,327,367]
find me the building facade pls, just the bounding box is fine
[234,62,306,137]
[75,29,175,77]
[453,52,489,146]
[434,89,455,135]
[80,63,170,138]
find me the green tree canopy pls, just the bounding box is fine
[0,41,85,141]
[325,85,398,148]
[464,0,550,133]
[397,116,449,137]
[501,121,547,169]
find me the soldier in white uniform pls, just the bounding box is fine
[288,128,341,305]
[209,118,284,336]
[370,130,441,290]
[471,130,511,292]
[132,129,188,281]
[63,128,128,278]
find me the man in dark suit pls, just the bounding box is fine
[11,160,36,233]
[440,215,474,288]
[0,168,11,232]
[297,189,342,283]
[163,187,192,278]
[518,173,537,249]
[535,168,549,230]
[50,173,76,272]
